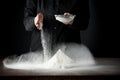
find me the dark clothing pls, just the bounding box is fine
[24,0,90,52]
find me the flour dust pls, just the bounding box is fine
[3,29,96,70]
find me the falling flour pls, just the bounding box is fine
[41,28,52,62]
[3,29,96,70]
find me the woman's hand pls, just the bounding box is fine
[63,20,74,25]
[34,13,44,30]
[63,12,74,25]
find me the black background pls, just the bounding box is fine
[0,0,119,57]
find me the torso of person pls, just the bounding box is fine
[30,0,82,52]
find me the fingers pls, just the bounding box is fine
[63,20,74,25]
[34,13,44,30]
[64,12,70,18]
[37,13,44,22]
[36,22,43,30]
[63,12,74,25]
[69,20,74,25]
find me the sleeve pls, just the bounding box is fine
[68,0,90,30]
[23,0,37,31]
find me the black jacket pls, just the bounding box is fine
[23,0,90,52]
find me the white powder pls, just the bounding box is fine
[3,43,95,70]
[41,28,51,62]
[3,28,95,70]
[43,49,75,69]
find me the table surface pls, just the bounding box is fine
[0,57,120,76]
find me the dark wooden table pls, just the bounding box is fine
[0,57,120,80]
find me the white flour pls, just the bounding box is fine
[3,29,95,70]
